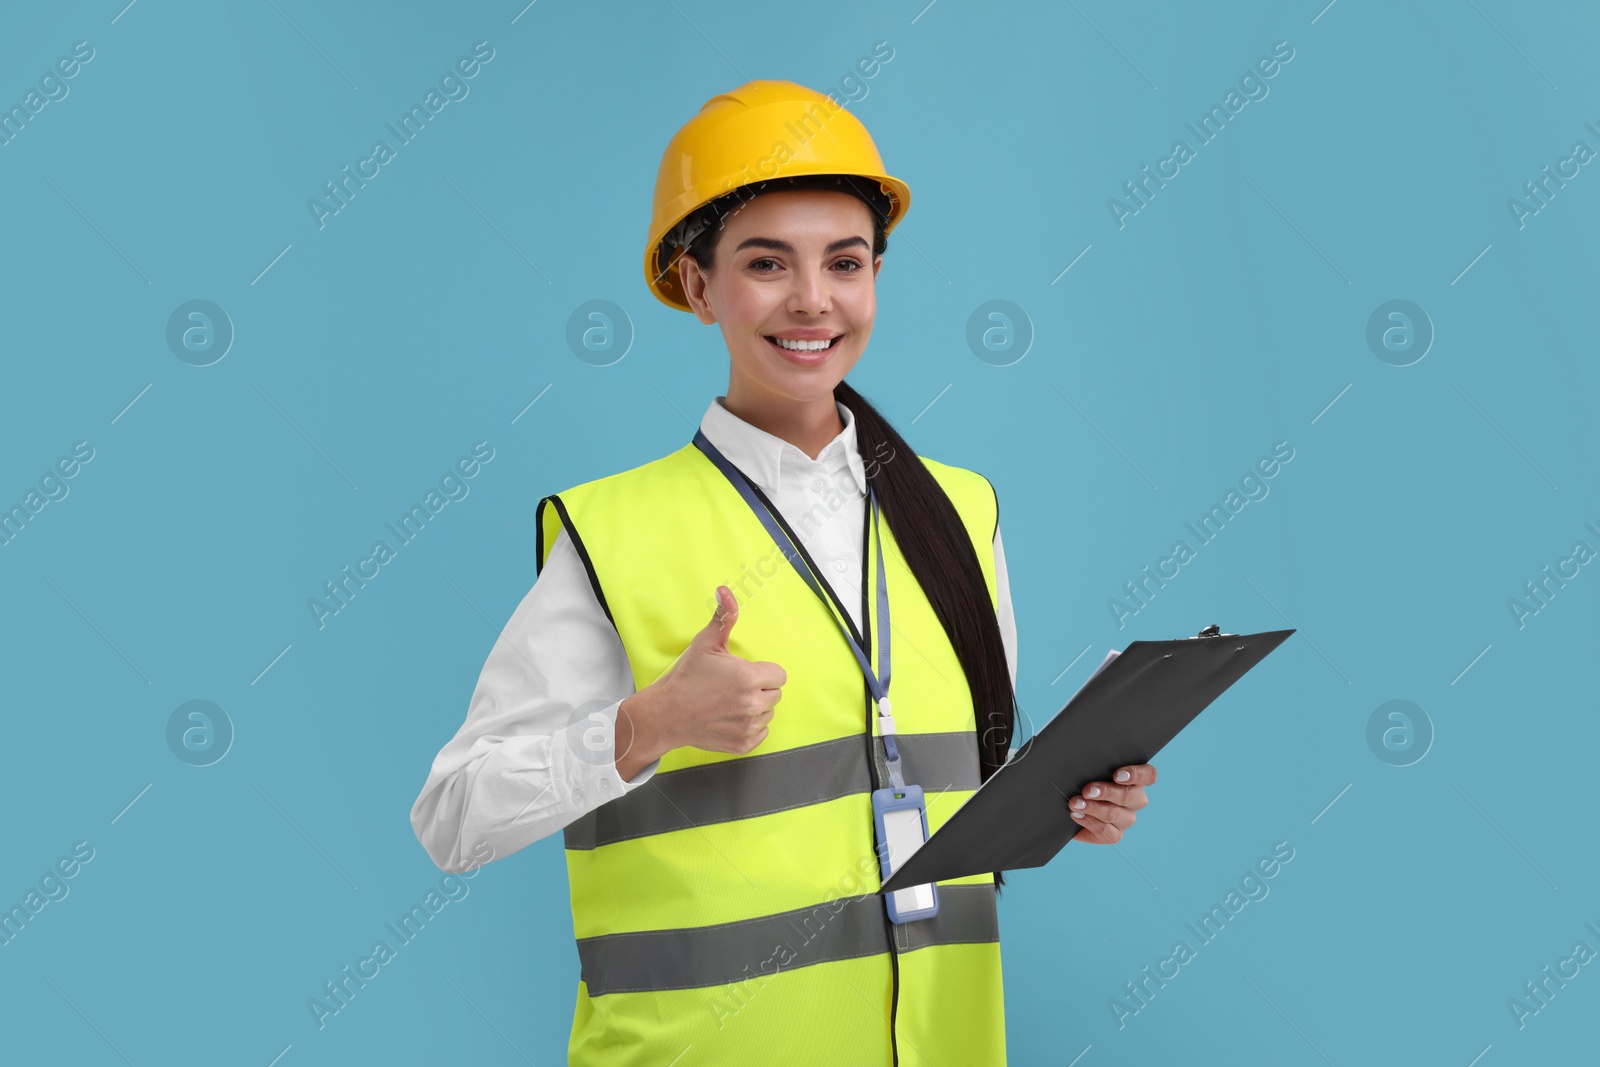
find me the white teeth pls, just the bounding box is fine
[771,336,836,352]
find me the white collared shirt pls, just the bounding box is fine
[409,396,1017,873]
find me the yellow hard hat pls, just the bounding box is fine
[643,80,912,313]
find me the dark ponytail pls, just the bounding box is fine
[676,173,1018,888]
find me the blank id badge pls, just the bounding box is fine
[871,785,939,923]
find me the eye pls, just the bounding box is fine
[748,257,780,273]
[834,258,864,272]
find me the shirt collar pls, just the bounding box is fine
[699,395,868,500]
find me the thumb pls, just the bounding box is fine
[695,585,738,653]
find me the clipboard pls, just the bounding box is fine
[881,625,1295,892]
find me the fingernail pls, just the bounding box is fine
[1071,797,1085,809]
[1115,770,1130,782]
[1086,786,1100,798]
[1072,811,1085,820]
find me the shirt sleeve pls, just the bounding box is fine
[409,526,661,873]
[994,522,1018,692]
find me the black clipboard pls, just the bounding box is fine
[882,625,1295,892]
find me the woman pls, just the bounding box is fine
[411,79,1156,1066]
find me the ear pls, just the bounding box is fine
[872,254,883,280]
[678,254,718,325]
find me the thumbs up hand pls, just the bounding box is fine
[614,586,787,778]
[659,585,787,753]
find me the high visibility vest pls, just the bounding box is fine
[537,440,1007,1067]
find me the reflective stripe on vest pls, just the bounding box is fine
[576,883,999,997]
[562,731,980,850]
[537,441,1008,1067]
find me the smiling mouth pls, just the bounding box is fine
[765,335,843,352]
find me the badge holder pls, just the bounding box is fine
[872,784,939,923]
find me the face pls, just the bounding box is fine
[678,189,881,413]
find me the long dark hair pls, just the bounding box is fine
[675,174,1018,888]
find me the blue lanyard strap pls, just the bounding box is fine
[692,430,905,788]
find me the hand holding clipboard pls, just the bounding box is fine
[881,625,1294,893]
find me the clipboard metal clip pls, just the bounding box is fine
[1189,624,1239,639]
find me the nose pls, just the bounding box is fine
[787,262,831,316]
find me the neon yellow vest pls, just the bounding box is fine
[537,440,1007,1066]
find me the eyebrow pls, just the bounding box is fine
[732,236,870,256]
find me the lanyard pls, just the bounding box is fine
[692,430,908,789]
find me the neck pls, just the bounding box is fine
[721,384,844,461]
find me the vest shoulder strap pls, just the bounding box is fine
[536,445,698,564]
[917,453,999,546]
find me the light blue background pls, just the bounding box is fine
[2,1,1596,1063]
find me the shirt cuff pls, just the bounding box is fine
[553,698,660,812]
